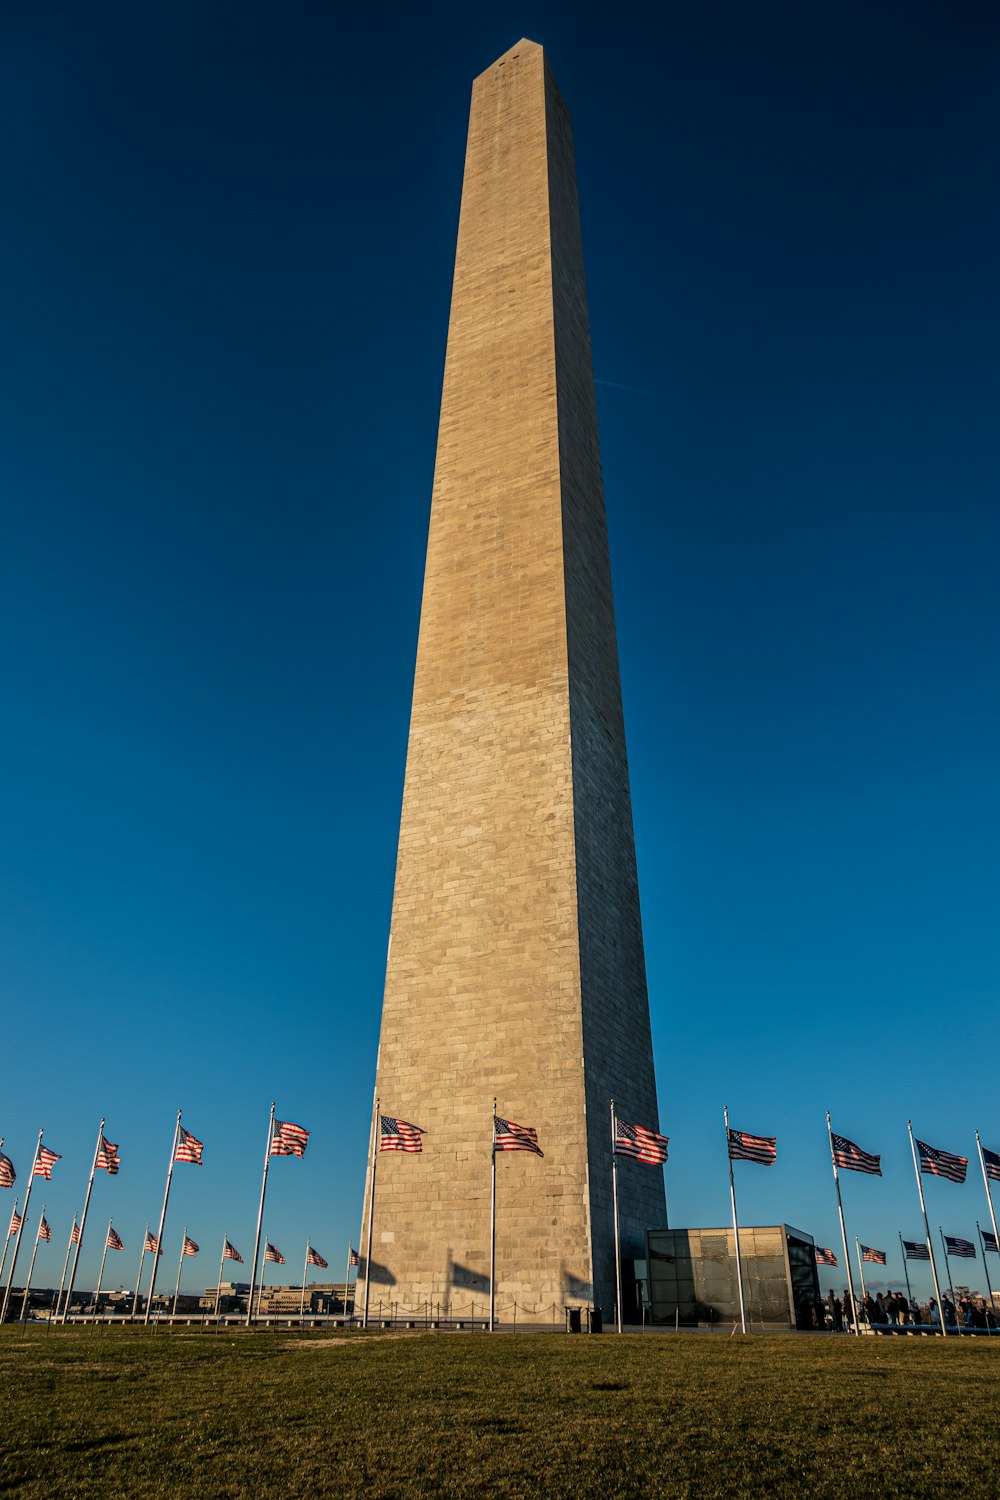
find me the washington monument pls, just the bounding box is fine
[357,39,665,1321]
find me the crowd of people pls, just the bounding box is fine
[807,1288,999,1331]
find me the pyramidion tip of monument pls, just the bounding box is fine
[482,38,543,75]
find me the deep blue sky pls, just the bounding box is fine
[2,1,997,1300]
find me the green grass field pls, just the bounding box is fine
[2,1327,997,1498]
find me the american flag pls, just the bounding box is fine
[861,1244,886,1264]
[615,1118,669,1165]
[183,1236,199,1256]
[349,1247,360,1267]
[8,1210,22,1236]
[0,1152,15,1188]
[106,1226,124,1251]
[264,1243,285,1264]
[271,1120,310,1158]
[144,1229,159,1254]
[916,1138,967,1184]
[981,1145,1000,1183]
[96,1135,121,1175]
[495,1117,544,1156]
[71,1221,82,1246]
[815,1247,838,1266]
[902,1239,930,1260]
[982,1231,999,1254]
[831,1133,881,1176]
[727,1128,777,1165]
[307,1247,328,1268]
[175,1127,204,1165]
[944,1235,976,1258]
[33,1146,61,1179]
[38,1216,52,1243]
[223,1240,243,1263]
[379,1116,424,1153]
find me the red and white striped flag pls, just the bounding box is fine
[494,1117,544,1157]
[223,1240,243,1263]
[831,1134,881,1176]
[0,1153,15,1188]
[379,1116,424,1153]
[96,1136,121,1175]
[71,1221,82,1246]
[264,1243,286,1264]
[175,1127,204,1165]
[727,1129,777,1165]
[37,1216,52,1243]
[349,1247,360,1267]
[861,1244,886,1265]
[183,1236,199,1257]
[306,1246,328,1268]
[144,1229,159,1254]
[107,1226,124,1251]
[271,1120,310,1158]
[33,1146,61,1179]
[916,1139,967,1184]
[815,1247,838,1266]
[615,1118,669,1165]
[8,1210,22,1236]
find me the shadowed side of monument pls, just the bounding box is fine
[357,39,665,1323]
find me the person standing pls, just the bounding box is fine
[827,1290,843,1332]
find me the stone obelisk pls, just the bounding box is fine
[358,38,665,1321]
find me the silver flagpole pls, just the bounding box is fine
[827,1113,860,1336]
[300,1241,309,1322]
[2,1130,44,1324]
[898,1232,914,1306]
[256,1232,267,1320]
[938,1227,960,1331]
[145,1111,181,1324]
[908,1121,946,1337]
[724,1106,747,1334]
[214,1234,227,1318]
[94,1219,113,1315]
[19,1206,45,1322]
[0,1195,19,1289]
[854,1237,868,1315]
[976,1132,1000,1259]
[246,1103,276,1327]
[611,1100,623,1334]
[489,1099,497,1333]
[362,1097,379,1329]
[977,1223,997,1330]
[172,1227,187,1316]
[62,1118,105,1324]
[0,1135,9,1293]
[343,1243,351,1325]
[55,1215,76,1321]
[131,1228,149,1319]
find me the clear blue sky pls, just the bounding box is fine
[2,1,997,1301]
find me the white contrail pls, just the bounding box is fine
[594,377,664,398]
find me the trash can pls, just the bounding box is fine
[587,1307,603,1334]
[565,1307,582,1333]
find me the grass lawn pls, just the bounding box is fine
[2,1326,997,1497]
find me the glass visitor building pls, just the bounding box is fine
[643,1225,821,1330]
